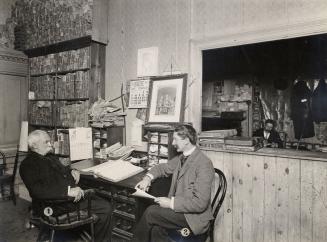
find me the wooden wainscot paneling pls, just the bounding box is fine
[0,47,28,76]
[0,47,28,150]
[203,149,327,242]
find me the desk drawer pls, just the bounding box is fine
[112,230,132,241]
[115,201,135,214]
[113,209,135,221]
[113,188,136,203]
[112,217,134,236]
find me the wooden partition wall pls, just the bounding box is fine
[0,47,27,151]
[203,149,327,242]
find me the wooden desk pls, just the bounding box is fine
[80,172,150,241]
[73,159,158,241]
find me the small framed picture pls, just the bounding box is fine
[128,79,150,109]
[146,74,187,123]
[137,47,159,77]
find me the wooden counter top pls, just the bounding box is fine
[200,146,327,162]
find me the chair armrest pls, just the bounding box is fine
[38,189,96,223]
[41,189,96,203]
[0,151,6,175]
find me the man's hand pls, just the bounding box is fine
[154,197,172,209]
[71,170,80,184]
[68,187,84,202]
[135,176,151,191]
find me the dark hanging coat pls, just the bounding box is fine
[312,79,327,123]
[290,80,315,140]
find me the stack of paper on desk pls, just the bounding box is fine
[81,159,144,182]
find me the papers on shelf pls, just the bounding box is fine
[131,188,156,200]
[81,159,144,183]
[69,128,93,161]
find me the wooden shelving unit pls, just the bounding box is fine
[26,37,106,157]
[144,125,177,166]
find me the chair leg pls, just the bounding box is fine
[90,222,95,242]
[36,226,48,242]
[50,229,55,242]
[0,184,4,199]
[10,184,16,205]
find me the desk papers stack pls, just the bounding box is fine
[81,159,144,183]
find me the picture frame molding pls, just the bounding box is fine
[146,74,187,124]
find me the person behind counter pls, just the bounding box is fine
[19,130,111,242]
[253,119,283,148]
[132,124,215,242]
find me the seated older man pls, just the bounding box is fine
[20,130,111,242]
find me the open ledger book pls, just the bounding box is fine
[81,159,144,183]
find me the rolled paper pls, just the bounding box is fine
[19,121,28,152]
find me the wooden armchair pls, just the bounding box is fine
[168,168,227,242]
[30,189,98,242]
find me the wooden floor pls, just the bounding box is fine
[0,197,84,242]
[0,197,38,242]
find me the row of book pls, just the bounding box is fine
[29,71,90,99]
[29,102,53,126]
[57,71,90,99]
[57,48,91,72]
[57,101,89,127]
[30,47,90,75]
[30,75,55,99]
[30,54,57,75]
[29,101,89,127]
[11,0,93,50]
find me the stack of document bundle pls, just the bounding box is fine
[106,142,134,160]
[199,129,237,150]
[89,98,126,127]
[224,136,261,152]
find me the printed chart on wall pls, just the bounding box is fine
[128,79,150,108]
[69,127,93,161]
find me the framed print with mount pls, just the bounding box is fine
[146,74,187,123]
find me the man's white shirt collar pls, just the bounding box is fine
[264,130,270,139]
[183,146,196,156]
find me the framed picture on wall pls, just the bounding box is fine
[146,74,187,123]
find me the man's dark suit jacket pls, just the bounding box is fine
[253,128,283,148]
[148,147,214,235]
[19,151,77,216]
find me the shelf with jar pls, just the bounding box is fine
[143,125,177,167]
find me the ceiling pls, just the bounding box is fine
[202,33,327,82]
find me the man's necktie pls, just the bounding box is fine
[180,154,188,167]
[173,155,188,196]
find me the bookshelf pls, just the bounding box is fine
[26,37,106,157]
